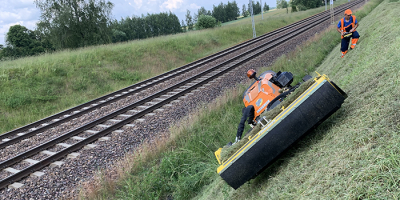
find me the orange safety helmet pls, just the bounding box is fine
[247,69,257,79]
[344,9,352,15]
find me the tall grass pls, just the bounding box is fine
[80,0,386,199]
[0,0,350,134]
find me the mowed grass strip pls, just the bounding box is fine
[0,0,350,134]
[82,0,385,199]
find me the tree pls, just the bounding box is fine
[254,1,262,14]
[167,11,183,34]
[34,0,114,49]
[197,7,209,16]
[264,2,269,11]
[181,20,186,32]
[212,3,226,23]
[185,10,194,30]
[282,0,288,8]
[277,0,281,8]
[111,29,127,43]
[276,0,288,9]
[291,0,323,10]
[210,1,240,23]
[242,4,249,17]
[6,25,32,49]
[228,1,240,20]
[109,12,182,42]
[248,1,261,15]
[194,7,210,24]
[291,4,298,12]
[195,15,218,29]
[0,24,50,59]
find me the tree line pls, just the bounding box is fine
[185,1,270,30]
[0,0,271,60]
[183,1,241,31]
[0,25,54,58]
[277,0,328,12]
[110,12,182,43]
[242,1,270,17]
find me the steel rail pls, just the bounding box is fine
[0,0,356,142]
[0,1,364,189]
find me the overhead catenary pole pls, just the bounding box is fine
[249,0,256,38]
[330,0,334,24]
[325,0,327,11]
[261,0,263,19]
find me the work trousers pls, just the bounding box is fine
[236,106,255,139]
[341,31,360,52]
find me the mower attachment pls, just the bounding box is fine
[215,74,347,189]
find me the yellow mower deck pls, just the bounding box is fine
[215,74,347,189]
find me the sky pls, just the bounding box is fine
[0,0,277,45]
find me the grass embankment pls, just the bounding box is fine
[81,0,388,199]
[0,0,350,134]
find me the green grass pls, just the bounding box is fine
[82,0,391,199]
[0,0,351,134]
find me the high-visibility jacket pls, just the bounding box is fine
[340,16,357,39]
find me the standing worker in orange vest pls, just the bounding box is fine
[337,9,360,58]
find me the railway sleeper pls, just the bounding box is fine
[50,161,64,168]
[67,153,80,159]
[8,182,24,189]
[23,159,40,164]
[30,171,45,178]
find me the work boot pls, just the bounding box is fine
[350,38,359,49]
[341,50,348,58]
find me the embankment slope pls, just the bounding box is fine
[195,0,400,199]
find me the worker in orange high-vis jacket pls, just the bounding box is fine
[337,9,360,58]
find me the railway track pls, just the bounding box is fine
[0,0,364,191]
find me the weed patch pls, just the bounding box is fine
[4,94,33,109]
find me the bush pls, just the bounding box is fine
[112,29,128,43]
[292,5,298,12]
[297,4,307,11]
[195,15,217,30]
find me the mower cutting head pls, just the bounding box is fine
[215,73,347,189]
